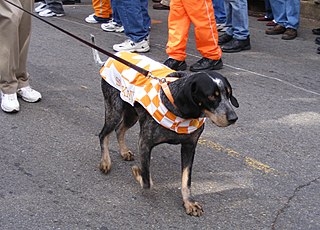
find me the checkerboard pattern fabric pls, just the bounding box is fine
[100,51,206,134]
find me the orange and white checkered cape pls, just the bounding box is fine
[100,51,206,134]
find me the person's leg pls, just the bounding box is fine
[111,0,121,25]
[219,0,250,52]
[16,0,41,103]
[0,0,21,94]
[269,0,285,28]
[140,0,151,31]
[166,0,190,61]
[112,0,150,52]
[285,0,300,29]
[93,0,112,19]
[86,0,112,23]
[265,0,273,19]
[16,0,33,89]
[228,0,249,40]
[212,0,226,24]
[187,0,223,71]
[115,0,149,43]
[187,0,221,60]
[223,0,234,36]
[100,0,124,32]
[43,0,65,14]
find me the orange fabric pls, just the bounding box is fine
[166,0,222,61]
[92,0,112,18]
[100,51,206,134]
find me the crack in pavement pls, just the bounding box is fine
[271,176,320,230]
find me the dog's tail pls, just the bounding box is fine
[90,34,105,67]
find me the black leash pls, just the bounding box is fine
[4,0,150,77]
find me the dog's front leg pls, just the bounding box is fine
[132,138,153,189]
[181,143,204,217]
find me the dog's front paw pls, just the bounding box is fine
[184,201,204,217]
[121,150,134,161]
[99,160,111,174]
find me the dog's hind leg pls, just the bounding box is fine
[115,104,138,161]
[99,83,125,174]
[99,126,113,174]
[181,142,204,217]
[132,132,154,189]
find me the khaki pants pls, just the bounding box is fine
[0,0,33,94]
[166,0,222,61]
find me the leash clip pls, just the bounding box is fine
[148,72,167,84]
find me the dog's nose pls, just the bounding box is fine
[227,112,238,124]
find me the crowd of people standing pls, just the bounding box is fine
[0,0,318,113]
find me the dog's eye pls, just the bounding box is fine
[215,91,220,96]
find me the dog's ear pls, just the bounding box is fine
[175,73,214,118]
[207,71,239,108]
[175,81,201,118]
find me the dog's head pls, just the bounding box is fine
[175,71,239,127]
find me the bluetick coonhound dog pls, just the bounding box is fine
[95,51,239,217]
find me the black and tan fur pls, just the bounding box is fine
[98,67,239,216]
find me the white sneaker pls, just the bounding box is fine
[39,9,64,17]
[1,92,19,113]
[17,86,42,103]
[113,38,150,52]
[85,13,111,23]
[85,14,97,23]
[101,21,124,32]
[35,2,46,13]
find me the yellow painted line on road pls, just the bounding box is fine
[198,138,279,175]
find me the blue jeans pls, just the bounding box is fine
[110,0,121,25]
[270,0,300,29]
[224,0,249,40]
[212,0,226,24]
[113,0,150,43]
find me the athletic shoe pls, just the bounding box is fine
[101,21,124,32]
[163,58,187,71]
[39,9,64,17]
[17,86,42,103]
[189,57,223,72]
[85,13,111,24]
[113,38,150,52]
[1,92,19,113]
[35,2,46,13]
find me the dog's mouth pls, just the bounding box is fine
[203,110,238,127]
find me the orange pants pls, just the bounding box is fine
[166,0,222,61]
[92,0,112,18]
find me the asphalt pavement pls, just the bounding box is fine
[0,1,319,229]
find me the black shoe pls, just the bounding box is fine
[221,37,251,53]
[315,37,320,45]
[189,57,223,72]
[317,47,320,54]
[153,3,170,10]
[312,28,320,35]
[218,33,233,45]
[163,58,187,71]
